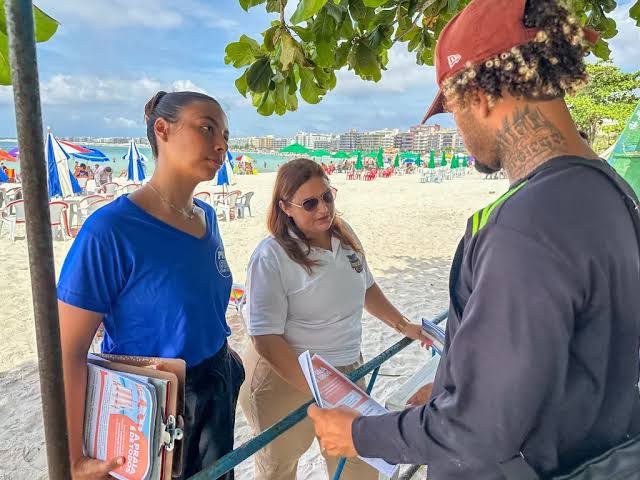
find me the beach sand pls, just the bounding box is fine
[0,170,508,479]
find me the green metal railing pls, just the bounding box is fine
[190,310,448,480]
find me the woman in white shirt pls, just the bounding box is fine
[239,158,428,480]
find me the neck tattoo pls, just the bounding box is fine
[495,105,568,182]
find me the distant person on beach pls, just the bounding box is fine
[239,158,429,480]
[58,91,243,480]
[94,166,113,192]
[308,1,640,479]
[75,163,91,178]
[73,161,80,176]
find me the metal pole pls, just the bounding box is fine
[4,1,71,478]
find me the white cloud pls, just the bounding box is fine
[171,79,208,94]
[37,0,184,29]
[104,116,138,128]
[335,45,437,96]
[608,9,640,70]
[39,75,162,105]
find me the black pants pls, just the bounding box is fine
[181,342,245,479]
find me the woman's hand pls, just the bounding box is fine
[400,322,433,348]
[72,455,125,480]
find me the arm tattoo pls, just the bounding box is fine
[495,106,568,181]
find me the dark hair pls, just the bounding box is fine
[443,0,589,107]
[105,167,112,173]
[79,163,86,168]
[267,158,363,273]
[144,90,221,157]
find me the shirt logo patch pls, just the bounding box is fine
[347,253,363,273]
[447,54,462,68]
[215,247,231,278]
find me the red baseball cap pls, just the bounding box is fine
[421,0,598,123]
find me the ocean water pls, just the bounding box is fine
[0,140,292,175]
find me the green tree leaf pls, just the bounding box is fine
[240,0,267,11]
[630,1,640,26]
[567,62,640,150]
[246,57,274,93]
[348,41,382,81]
[592,38,611,60]
[279,32,305,71]
[235,69,249,96]
[291,0,329,24]
[363,0,389,7]
[300,68,326,103]
[225,34,262,67]
[257,90,276,115]
[0,4,60,85]
[335,41,352,67]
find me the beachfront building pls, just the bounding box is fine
[359,129,399,151]
[272,137,291,150]
[339,129,361,151]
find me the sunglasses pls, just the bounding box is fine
[288,187,337,212]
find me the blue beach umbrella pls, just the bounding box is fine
[123,139,146,183]
[215,151,236,192]
[0,168,8,183]
[45,130,82,198]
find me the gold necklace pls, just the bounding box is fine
[147,182,196,220]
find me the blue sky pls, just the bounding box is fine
[0,0,639,138]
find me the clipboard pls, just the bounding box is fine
[89,354,187,479]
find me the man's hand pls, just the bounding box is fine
[72,455,125,480]
[406,382,434,406]
[307,405,361,458]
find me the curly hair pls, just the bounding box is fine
[442,0,589,109]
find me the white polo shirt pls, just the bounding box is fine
[243,233,375,366]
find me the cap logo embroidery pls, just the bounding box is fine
[447,54,462,68]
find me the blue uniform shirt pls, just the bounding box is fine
[57,195,233,368]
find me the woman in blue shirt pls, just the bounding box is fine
[57,91,243,480]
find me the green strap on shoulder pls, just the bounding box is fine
[471,181,528,236]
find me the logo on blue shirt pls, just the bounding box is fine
[216,247,231,278]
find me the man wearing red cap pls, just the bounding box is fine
[308,0,640,478]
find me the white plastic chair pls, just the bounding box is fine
[70,194,106,227]
[116,183,140,197]
[0,200,26,241]
[235,191,254,218]
[194,191,212,205]
[48,201,71,240]
[76,177,88,194]
[216,191,240,222]
[87,198,111,216]
[103,182,119,198]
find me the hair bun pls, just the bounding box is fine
[144,91,168,122]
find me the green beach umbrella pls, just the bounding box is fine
[399,152,417,159]
[376,148,384,169]
[354,153,364,170]
[279,143,310,154]
[364,150,378,158]
[440,151,448,167]
[428,150,436,169]
[332,151,351,159]
[349,150,363,156]
[451,154,459,169]
[415,153,422,167]
[393,154,400,168]
[462,155,469,168]
[310,149,331,158]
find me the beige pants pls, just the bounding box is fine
[239,342,378,480]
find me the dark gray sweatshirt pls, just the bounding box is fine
[352,157,640,479]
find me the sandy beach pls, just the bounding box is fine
[0,170,508,479]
